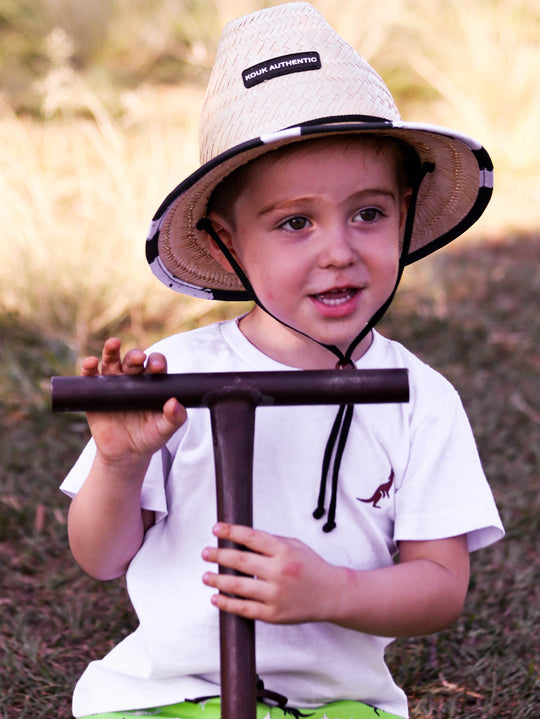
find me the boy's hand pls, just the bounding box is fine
[202,524,470,636]
[82,337,186,465]
[201,523,335,624]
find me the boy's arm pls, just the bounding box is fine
[202,524,470,637]
[68,452,156,581]
[332,536,470,636]
[67,338,186,581]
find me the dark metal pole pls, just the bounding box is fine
[51,369,409,412]
[209,393,258,719]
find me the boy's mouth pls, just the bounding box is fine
[312,287,359,306]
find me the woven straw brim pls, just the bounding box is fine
[146,121,493,300]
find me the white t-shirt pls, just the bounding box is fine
[61,320,504,718]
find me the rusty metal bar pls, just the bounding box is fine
[209,394,258,719]
[51,369,408,412]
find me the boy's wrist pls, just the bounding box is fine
[94,447,152,479]
[321,564,364,626]
[299,562,361,626]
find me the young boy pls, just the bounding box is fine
[61,4,504,718]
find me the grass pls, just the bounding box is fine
[1,235,538,718]
[0,316,133,718]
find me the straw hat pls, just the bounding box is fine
[146,1,493,300]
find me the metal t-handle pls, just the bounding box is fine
[52,368,409,719]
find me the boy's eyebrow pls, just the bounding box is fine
[257,188,399,216]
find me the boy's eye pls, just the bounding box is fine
[280,216,311,231]
[355,207,382,223]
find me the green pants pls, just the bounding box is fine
[80,696,405,719]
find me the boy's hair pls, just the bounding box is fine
[207,134,421,228]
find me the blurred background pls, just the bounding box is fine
[0,2,538,717]
[1,0,539,354]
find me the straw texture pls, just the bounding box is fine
[199,2,399,162]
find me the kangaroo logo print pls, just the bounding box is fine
[357,469,394,509]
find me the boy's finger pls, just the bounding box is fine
[210,592,265,622]
[212,523,277,555]
[100,337,123,374]
[162,397,187,426]
[81,356,99,376]
[203,571,267,603]
[121,348,148,374]
[202,545,266,581]
[146,352,168,374]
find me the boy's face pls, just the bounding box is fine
[209,138,411,367]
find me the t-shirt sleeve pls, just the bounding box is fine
[59,429,185,524]
[393,379,504,552]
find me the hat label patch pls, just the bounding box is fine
[242,51,321,88]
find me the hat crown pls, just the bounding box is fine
[199,2,400,163]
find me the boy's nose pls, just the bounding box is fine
[317,225,357,269]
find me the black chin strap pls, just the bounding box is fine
[197,161,434,532]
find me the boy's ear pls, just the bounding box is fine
[203,212,239,273]
[399,188,413,239]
